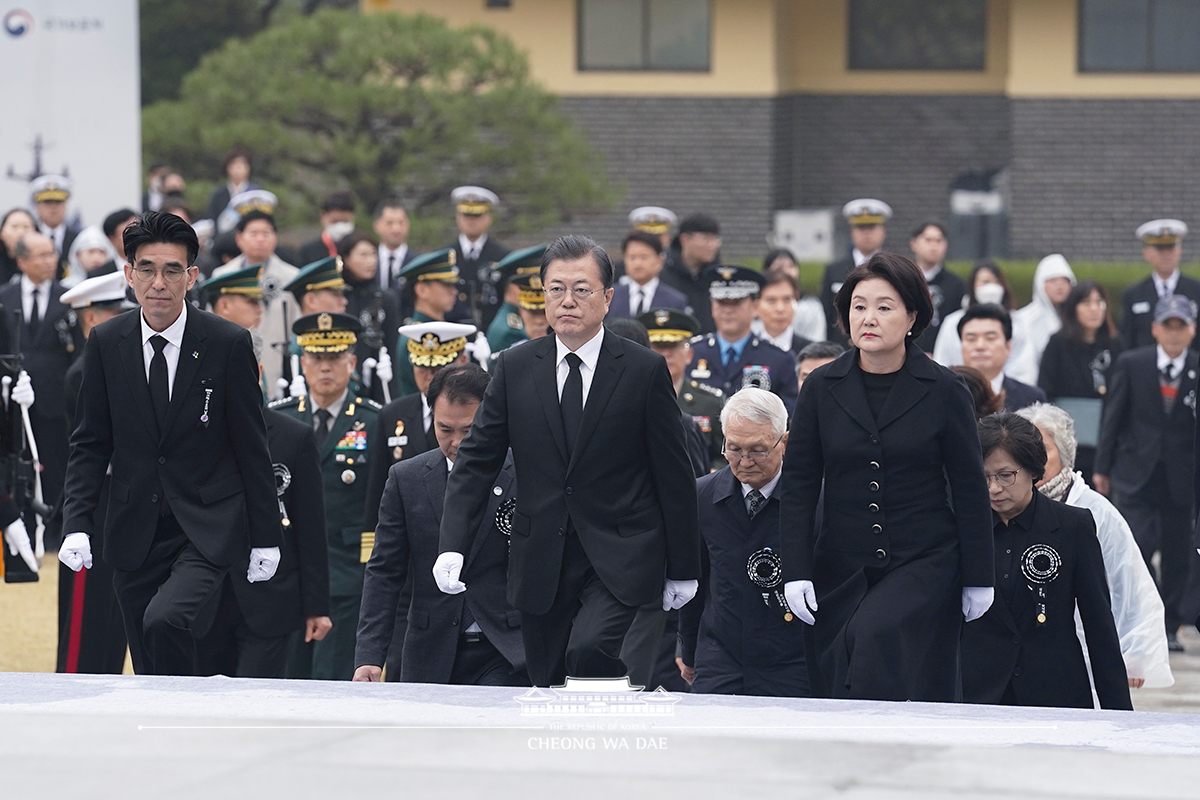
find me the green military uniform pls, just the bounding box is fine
[640,308,727,470]
[201,263,269,397]
[486,245,548,353]
[270,311,381,680]
[486,301,525,352]
[396,249,459,396]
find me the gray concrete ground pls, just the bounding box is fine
[1134,625,1200,714]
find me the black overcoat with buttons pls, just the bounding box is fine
[779,342,994,700]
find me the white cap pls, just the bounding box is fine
[1136,219,1188,245]
[842,198,892,225]
[398,321,477,342]
[227,189,278,216]
[60,270,135,310]
[399,321,479,368]
[628,206,677,234]
[30,174,72,203]
[452,186,499,214]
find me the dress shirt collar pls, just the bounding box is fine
[993,489,1038,531]
[1157,345,1187,376]
[140,303,188,350]
[852,248,877,268]
[740,467,782,502]
[20,274,51,295]
[1154,270,1180,298]
[555,326,605,371]
[446,456,455,473]
[716,331,752,362]
[989,371,1005,396]
[313,387,349,420]
[459,233,488,259]
[421,391,432,432]
[921,264,943,282]
[630,275,660,296]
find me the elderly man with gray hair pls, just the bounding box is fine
[677,388,809,696]
[1017,402,1173,690]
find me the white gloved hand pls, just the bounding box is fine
[374,346,393,385]
[662,578,698,611]
[362,358,377,389]
[11,371,34,409]
[58,531,92,572]
[274,378,291,402]
[4,517,38,572]
[247,546,281,583]
[289,373,307,399]
[783,580,818,625]
[962,586,995,622]
[433,551,466,594]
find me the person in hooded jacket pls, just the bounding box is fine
[1012,254,1076,386]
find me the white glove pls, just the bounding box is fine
[962,586,994,622]
[289,372,307,399]
[783,580,818,625]
[58,531,92,572]
[4,517,38,572]
[11,371,34,409]
[662,578,698,611]
[374,346,393,385]
[247,546,281,583]
[467,333,491,367]
[362,358,377,389]
[433,551,466,594]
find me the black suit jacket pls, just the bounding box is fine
[449,236,510,326]
[1095,346,1197,504]
[441,330,701,615]
[63,307,281,571]
[363,392,435,534]
[1001,375,1047,411]
[915,268,967,353]
[1120,274,1200,351]
[0,281,81,423]
[961,492,1132,710]
[606,281,690,320]
[357,449,524,681]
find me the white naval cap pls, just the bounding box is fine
[399,321,479,369]
[1136,218,1188,246]
[451,186,499,214]
[228,189,278,217]
[628,206,677,234]
[60,270,136,311]
[30,174,72,203]
[842,198,892,226]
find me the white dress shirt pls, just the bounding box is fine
[555,327,605,405]
[421,392,432,433]
[740,469,782,515]
[628,277,660,316]
[988,371,1005,396]
[378,243,409,287]
[1156,345,1187,379]
[852,248,876,268]
[139,304,188,400]
[20,275,51,324]
[459,233,489,261]
[921,264,943,282]
[40,223,65,255]
[1153,270,1181,299]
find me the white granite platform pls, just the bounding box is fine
[2,672,1198,799]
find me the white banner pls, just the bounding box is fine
[0,1,141,227]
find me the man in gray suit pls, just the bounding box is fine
[352,363,526,685]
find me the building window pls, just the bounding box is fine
[848,0,987,71]
[1080,0,1200,72]
[578,0,711,71]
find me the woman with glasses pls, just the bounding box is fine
[779,252,994,701]
[961,411,1131,710]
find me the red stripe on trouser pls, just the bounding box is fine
[65,567,87,673]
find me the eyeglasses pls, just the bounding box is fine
[543,286,603,302]
[984,469,1021,487]
[131,266,190,284]
[722,434,784,464]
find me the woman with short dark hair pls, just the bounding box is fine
[779,252,995,701]
[961,411,1132,710]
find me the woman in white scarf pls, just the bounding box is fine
[1012,254,1076,386]
[1017,402,1173,690]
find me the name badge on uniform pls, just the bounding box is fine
[742,365,771,392]
[1132,301,1152,315]
[387,435,409,447]
[691,359,711,380]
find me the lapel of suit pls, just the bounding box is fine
[34,290,61,349]
[714,468,750,539]
[161,308,207,442]
[827,354,879,439]
[117,312,161,440]
[568,331,624,475]
[320,395,357,462]
[1169,352,1199,423]
[532,336,569,466]
[875,345,933,431]
[1136,349,1167,423]
[425,454,448,528]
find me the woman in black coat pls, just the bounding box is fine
[780,253,995,701]
[961,412,1131,710]
[338,231,401,403]
[1036,280,1122,484]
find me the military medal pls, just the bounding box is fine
[691,359,711,380]
[741,365,771,392]
[747,547,793,622]
[200,388,213,426]
[341,469,356,485]
[273,463,292,527]
[1021,543,1061,626]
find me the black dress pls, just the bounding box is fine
[1037,332,1122,483]
[779,343,994,701]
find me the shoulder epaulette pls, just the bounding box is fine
[695,381,726,400]
[267,396,300,409]
[689,334,706,346]
[356,396,383,411]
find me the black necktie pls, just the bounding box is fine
[149,335,170,431]
[315,408,333,446]
[747,489,764,519]
[27,286,41,339]
[561,353,583,456]
[1163,363,1177,382]
[387,253,396,287]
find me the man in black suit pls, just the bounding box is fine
[192,264,332,678]
[3,231,83,549]
[59,211,283,676]
[374,199,415,299]
[450,186,509,329]
[606,231,690,320]
[1121,220,1200,351]
[909,221,965,354]
[355,363,526,685]
[1096,294,1199,652]
[820,199,890,345]
[436,235,700,687]
[959,304,1046,411]
[659,213,721,333]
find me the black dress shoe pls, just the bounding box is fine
[1167,632,1185,652]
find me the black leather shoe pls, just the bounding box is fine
[1167,632,1185,652]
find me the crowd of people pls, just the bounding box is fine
[1,155,1196,711]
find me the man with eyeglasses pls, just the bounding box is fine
[677,388,809,697]
[60,211,282,676]
[436,234,700,687]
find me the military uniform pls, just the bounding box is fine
[689,333,798,415]
[271,312,381,680]
[396,249,460,397]
[486,301,525,352]
[679,379,726,470]
[819,199,891,345]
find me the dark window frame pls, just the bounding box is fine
[846,0,988,72]
[1078,0,1200,73]
[576,0,712,73]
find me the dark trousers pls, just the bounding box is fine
[56,559,127,674]
[1114,465,1194,631]
[111,515,229,676]
[448,634,530,686]
[194,582,291,679]
[520,530,640,687]
[620,603,668,690]
[383,575,413,683]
